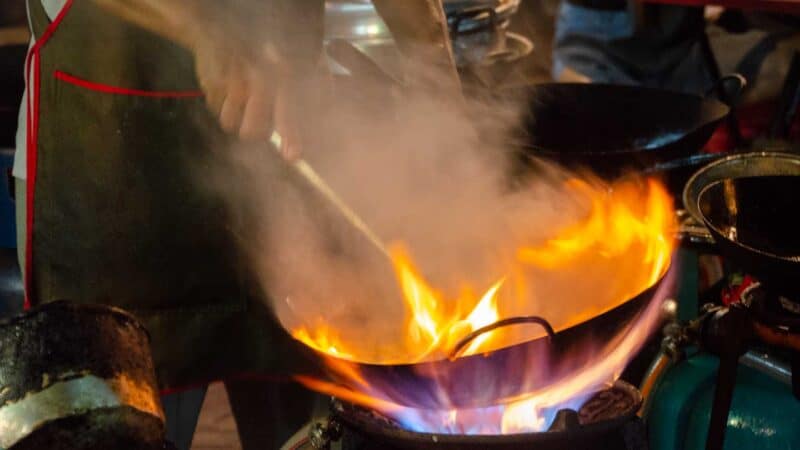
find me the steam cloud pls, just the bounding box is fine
[216,67,576,359]
[202,37,657,364]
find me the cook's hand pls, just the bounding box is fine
[274,89,302,161]
[193,36,284,141]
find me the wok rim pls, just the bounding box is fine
[698,179,800,264]
[301,267,669,369]
[520,82,730,158]
[683,151,800,225]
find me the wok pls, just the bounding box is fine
[310,270,670,410]
[512,79,741,179]
[683,152,800,225]
[683,152,800,299]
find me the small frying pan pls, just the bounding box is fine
[684,152,800,298]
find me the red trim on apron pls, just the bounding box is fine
[54,71,204,98]
[24,0,75,309]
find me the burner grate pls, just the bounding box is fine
[308,381,647,450]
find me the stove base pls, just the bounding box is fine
[339,418,647,450]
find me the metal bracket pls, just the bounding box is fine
[309,417,342,450]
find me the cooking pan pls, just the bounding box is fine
[511,77,744,180]
[683,152,800,225]
[307,268,670,410]
[682,152,800,299]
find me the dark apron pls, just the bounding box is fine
[25,0,316,390]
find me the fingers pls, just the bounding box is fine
[206,60,274,141]
[219,71,248,134]
[195,41,229,118]
[239,68,275,141]
[209,66,276,141]
[195,42,278,141]
[274,89,301,161]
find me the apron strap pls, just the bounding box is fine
[26,0,52,41]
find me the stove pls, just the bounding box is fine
[296,381,647,450]
[640,267,800,450]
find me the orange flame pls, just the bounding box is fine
[294,246,509,363]
[292,176,676,434]
[518,178,672,287]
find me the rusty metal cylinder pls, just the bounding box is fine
[0,301,168,450]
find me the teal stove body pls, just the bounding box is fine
[646,352,800,450]
[645,250,800,450]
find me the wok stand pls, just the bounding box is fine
[699,305,753,450]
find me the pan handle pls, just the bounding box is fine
[449,315,556,360]
[704,73,747,106]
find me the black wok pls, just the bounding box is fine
[512,81,736,179]
[309,270,669,410]
[683,152,800,298]
[683,152,800,224]
[696,178,800,300]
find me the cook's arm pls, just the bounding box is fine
[90,0,325,141]
[89,0,202,48]
[371,0,462,95]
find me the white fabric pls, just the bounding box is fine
[13,0,65,179]
[40,0,66,20]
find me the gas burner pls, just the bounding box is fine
[311,381,646,450]
[665,282,800,450]
[577,385,639,425]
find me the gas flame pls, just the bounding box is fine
[295,245,509,363]
[292,177,676,434]
[518,178,672,287]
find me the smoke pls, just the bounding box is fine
[201,47,605,363]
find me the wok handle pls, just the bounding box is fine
[704,74,747,106]
[449,315,556,360]
[676,210,716,246]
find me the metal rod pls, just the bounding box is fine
[271,131,391,259]
[449,316,556,360]
[637,352,672,418]
[292,159,391,258]
[705,354,739,450]
[792,351,800,400]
